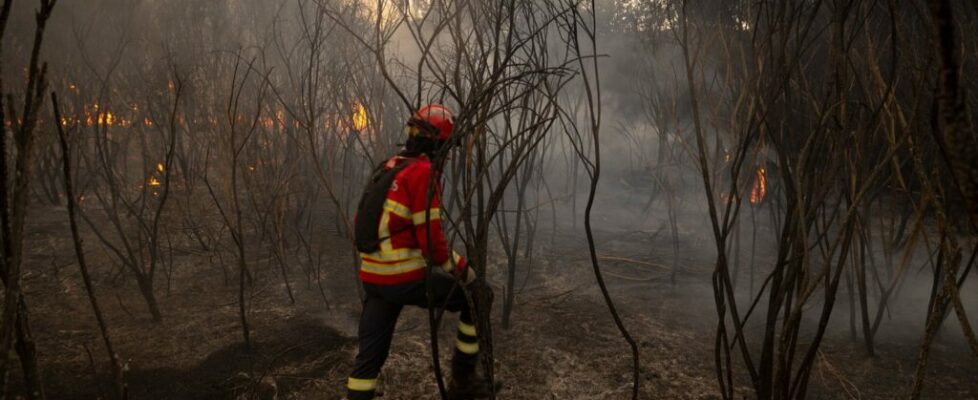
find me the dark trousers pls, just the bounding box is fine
[347,272,487,400]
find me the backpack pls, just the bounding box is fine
[354,158,416,253]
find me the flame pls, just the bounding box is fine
[79,106,132,127]
[148,176,161,187]
[258,111,290,131]
[276,110,286,130]
[352,102,368,131]
[156,163,165,173]
[99,112,113,126]
[750,167,767,205]
[144,117,154,127]
[260,115,274,129]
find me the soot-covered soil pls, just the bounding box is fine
[14,205,978,399]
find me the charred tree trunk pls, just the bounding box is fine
[0,1,57,397]
[135,275,162,322]
[52,92,126,398]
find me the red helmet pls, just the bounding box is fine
[407,104,454,141]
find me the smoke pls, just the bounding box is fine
[4,0,975,390]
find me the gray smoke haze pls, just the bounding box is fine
[5,0,972,338]
[3,1,976,397]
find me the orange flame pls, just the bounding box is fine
[148,177,161,187]
[750,167,767,205]
[260,116,275,129]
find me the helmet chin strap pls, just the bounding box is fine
[429,140,448,159]
[401,135,447,159]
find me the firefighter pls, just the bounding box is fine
[346,104,496,400]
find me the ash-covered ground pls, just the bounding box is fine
[17,198,978,399]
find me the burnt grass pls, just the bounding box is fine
[13,204,978,399]
[121,320,349,399]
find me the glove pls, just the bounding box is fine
[452,256,478,286]
[455,263,477,286]
[439,251,475,284]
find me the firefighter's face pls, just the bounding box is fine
[433,140,452,161]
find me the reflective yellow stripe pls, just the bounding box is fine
[360,247,423,261]
[458,322,477,337]
[360,258,426,275]
[412,208,440,225]
[378,210,393,253]
[456,339,479,355]
[375,209,423,258]
[347,377,377,391]
[384,199,411,219]
[361,257,425,268]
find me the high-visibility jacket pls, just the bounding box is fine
[357,154,467,285]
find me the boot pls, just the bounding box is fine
[447,369,501,400]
